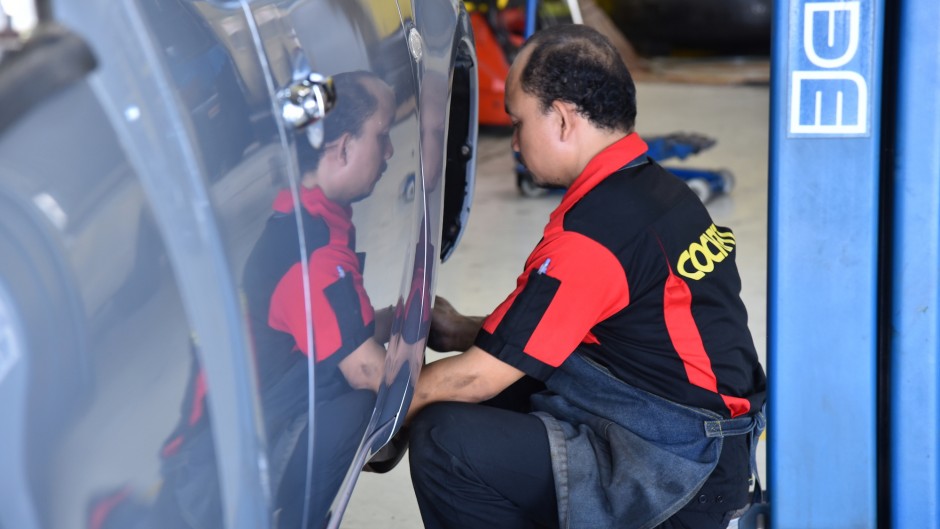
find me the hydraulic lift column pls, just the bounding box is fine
[770,0,940,527]
[769,1,884,527]
[888,0,940,526]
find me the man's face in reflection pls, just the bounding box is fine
[325,77,396,204]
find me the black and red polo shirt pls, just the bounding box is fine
[162,185,376,459]
[475,133,766,419]
[242,185,376,403]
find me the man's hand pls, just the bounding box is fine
[373,305,394,344]
[427,296,485,352]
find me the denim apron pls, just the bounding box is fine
[531,353,764,529]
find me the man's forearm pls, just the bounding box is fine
[338,338,386,392]
[406,346,524,422]
[408,355,490,420]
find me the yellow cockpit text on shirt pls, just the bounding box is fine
[677,224,736,281]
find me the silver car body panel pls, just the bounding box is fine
[0,0,477,527]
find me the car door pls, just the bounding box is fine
[240,0,426,526]
[0,0,477,527]
[1,1,281,528]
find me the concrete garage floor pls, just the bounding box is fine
[342,81,770,528]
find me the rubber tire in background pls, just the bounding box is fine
[686,178,712,204]
[0,190,89,525]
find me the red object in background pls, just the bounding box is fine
[470,11,513,127]
[498,7,527,45]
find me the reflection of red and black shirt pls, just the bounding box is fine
[475,133,766,419]
[162,186,375,458]
[242,186,375,412]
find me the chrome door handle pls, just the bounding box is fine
[277,73,336,134]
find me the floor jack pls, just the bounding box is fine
[516,132,735,204]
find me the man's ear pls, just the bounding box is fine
[336,132,352,165]
[551,100,578,142]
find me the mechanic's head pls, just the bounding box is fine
[299,70,395,203]
[505,25,636,187]
[517,24,636,133]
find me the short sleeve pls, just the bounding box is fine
[269,244,375,363]
[474,232,629,380]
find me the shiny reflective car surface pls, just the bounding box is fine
[0,1,477,528]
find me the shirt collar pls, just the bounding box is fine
[271,185,354,244]
[558,131,647,212]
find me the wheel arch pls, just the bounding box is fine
[438,2,478,262]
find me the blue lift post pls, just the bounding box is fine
[890,0,940,526]
[771,0,940,527]
[769,1,883,528]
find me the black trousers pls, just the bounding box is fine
[409,399,560,529]
[408,378,735,529]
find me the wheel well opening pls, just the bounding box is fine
[440,42,477,262]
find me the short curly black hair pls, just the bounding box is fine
[519,24,636,133]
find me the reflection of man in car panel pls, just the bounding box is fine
[134,71,397,529]
[243,70,395,388]
[241,70,396,527]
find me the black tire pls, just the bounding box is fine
[718,169,736,195]
[686,178,712,204]
[0,190,89,523]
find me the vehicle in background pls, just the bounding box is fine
[597,0,772,56]
[0,0,477,528]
